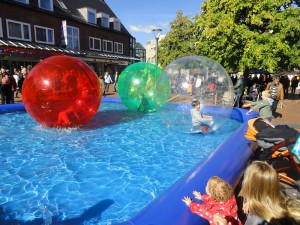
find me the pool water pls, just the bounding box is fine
[0,101,241,225]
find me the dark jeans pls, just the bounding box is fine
[114,82,118,92]
[234,93,243,108]
[104,83,110,93]
[0,85,11,104]
[271,99,282,118]
[11,91,15,103]
[15,87,21,97]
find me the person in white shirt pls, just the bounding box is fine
[13,68,20,98]
[104,72,112,95]
[190,99,213,133]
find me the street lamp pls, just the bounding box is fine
[152,28,162,65]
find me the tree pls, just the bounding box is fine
[158,11,197,68]
[194,0,300,72]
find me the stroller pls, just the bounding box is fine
[244,118,300,194]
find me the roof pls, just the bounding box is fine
[0,40,139,61]
[54,0,132,37]
[135,42,146,50]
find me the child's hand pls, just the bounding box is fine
[193,191,202,200]
[213,214,228,225]
[182,196,192,206]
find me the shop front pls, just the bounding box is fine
[0,40,138,75]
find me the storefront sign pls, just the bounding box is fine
[0,47,63,59]
[119,61,129,65]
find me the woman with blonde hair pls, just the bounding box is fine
[240,161,299,225]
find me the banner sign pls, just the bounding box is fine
[61,20,68,46]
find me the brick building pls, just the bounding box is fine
[0,0,139,75]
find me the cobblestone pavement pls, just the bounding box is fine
[272,98,300,131]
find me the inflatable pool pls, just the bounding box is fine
[0,99,258,225]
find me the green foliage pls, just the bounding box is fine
[158,11,197,68]
[159,0,300,72]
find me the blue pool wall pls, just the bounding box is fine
[117,109,257,225]
[0,100,258,225]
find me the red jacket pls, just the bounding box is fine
[190,194,242,225]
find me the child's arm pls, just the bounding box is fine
[242,102,251,108]
[192,191,202,200]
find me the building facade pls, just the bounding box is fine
[144,35,165,65]
[134,42,146,62]
[0,0,139,76]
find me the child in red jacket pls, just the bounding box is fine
[182,176,241,225]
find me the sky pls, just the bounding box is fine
[105,0,205,46]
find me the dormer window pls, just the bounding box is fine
[97,12,109,28]
[88,9,96,24]
[38,0,53,11]
[14,0,29,4]
[109,17,121,31]
[79,7,96,24]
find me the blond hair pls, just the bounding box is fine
[207,176,233,201]
[240,161,300,222]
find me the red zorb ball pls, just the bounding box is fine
[22,55,102,128]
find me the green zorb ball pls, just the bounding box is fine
[117,62,167,112]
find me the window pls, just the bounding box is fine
[38,0,53,11]
[87,8,96,24]
[89,37,101,51]
[79,7,96,24]
[109,18,121,31]
[34,25,54,44]
[102,16,109,28]
[14,0,29,4]
[114,20,121,31]
[114,42,123,54]
[103,40,113,52]
[67,26,79,50]
[97,13,109,28]
[0,18,2,37]
[6,19,31,41]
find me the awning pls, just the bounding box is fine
[0,39,139,61]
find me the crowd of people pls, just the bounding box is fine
[0,65,30,104]
[233,72,299,120]
[1,65,120,103]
